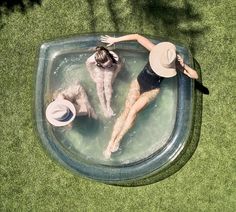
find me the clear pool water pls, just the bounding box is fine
[46,49,177,165]
[36,35,194,184]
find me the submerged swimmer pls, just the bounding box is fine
[101,34,199,158]
[46,81,97,127]
[86,46,123,118]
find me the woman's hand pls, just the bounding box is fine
[101,35,117,46]
[177,54,185,67]
[177,54,199,79]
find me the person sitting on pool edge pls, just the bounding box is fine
[46,81,97,127]
[86,46,123,118]
[101,34,198,159]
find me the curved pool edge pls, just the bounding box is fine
[109,57,203,186]
[35,34,202,186]
[115,80,202,186]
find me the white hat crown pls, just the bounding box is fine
[46,99,76,126]
[149,42,177,78]
[50,105,70,121]
[161,49,176,68]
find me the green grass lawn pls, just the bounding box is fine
[0,0,235,211]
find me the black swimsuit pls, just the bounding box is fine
[137,62,163,94]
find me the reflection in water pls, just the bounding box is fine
[47,49,178,165]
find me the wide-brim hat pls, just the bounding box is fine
[46,99,76,127]
[149,42,177,78]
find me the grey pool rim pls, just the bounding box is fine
[35,34,195,185]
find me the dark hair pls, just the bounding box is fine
[95,46,117,67]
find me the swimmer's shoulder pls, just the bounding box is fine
[86,53,96,64]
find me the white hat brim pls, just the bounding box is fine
[46,99,76,127]
[149,42,177,78]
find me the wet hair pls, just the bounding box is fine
[95,46,117,67]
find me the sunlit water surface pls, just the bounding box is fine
[47,49,177,165]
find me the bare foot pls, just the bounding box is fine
[110,141,120,153]
[103,138,116,159]
[101,107,110,118]
[107,106,116,117]
[103,108,115,118]
[104,110,111,118]
[103,148,112,159]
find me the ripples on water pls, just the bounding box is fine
[49,50,177,165]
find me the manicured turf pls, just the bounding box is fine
[0,0,235,211]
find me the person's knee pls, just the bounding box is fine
[129,97,149,115]
[104,82,112,90]
[128,108,138,119]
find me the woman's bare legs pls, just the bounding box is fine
[110,88,160,152]
[104,62,123,117]
[104,86,160,158]
[104,71,115,117]
[103,80,140,158]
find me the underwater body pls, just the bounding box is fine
[50,49,177,165]
[35,35,194,184]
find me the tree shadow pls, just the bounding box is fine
[133,0,209,54]
[193,58,210,95]
[106,0,208,55]
[0,0,42,30]
[86,0,96,32]
[106,0,119,32]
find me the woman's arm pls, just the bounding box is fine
[177,55,199,79]
[74,83,97,119]
[86,54,97,82]
[86,55,109,116]
[101,34,155,51]
[109,51,123,83]
[96,81,109,116]
[112,62,122,83]
[104,80,113,116]
[103,71,116,117]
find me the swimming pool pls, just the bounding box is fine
[35,34,195,185]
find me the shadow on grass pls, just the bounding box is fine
[135,0,208,55]
[105,0,208,55]
[106,0,119,32]
[86,0,96,32]
[194,58,210,95]
[0,0,42,30]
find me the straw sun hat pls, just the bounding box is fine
[46,99,76,127]
[149,42,177,78]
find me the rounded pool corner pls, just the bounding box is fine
[35,34,200,186]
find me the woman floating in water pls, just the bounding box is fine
[86,46,123,118]
[46,81,97,127]
[101,34,198,158]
